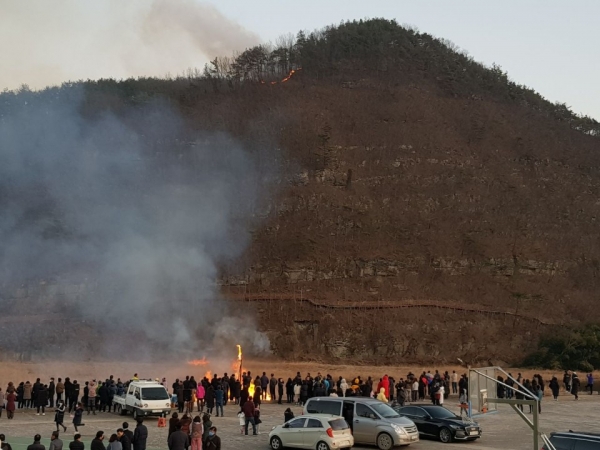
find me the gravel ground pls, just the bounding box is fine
[1,393,598,450]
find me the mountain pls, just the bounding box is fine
[1,19,599,365]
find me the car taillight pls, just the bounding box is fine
[326,428,334,438]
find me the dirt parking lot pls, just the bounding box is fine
[0,392,597,450]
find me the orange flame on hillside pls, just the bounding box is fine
[260,68,302,86]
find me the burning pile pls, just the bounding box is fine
[186,344,270,400]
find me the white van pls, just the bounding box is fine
[113,380,171,419]
[304,397,419,449]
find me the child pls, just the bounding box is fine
[73,402,84,432]
[55,400,67,432]
[237,409,245,435]
[254,409,262,435]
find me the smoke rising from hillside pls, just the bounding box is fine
[0,89,271,357]
[0,0,260,91]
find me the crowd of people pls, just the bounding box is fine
[0,368,595,450]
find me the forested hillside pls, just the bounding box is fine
[2,19,600,364]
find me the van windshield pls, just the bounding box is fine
[371,403,401,419]
[141,387,169,400]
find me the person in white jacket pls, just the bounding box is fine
[340,379,348,397]
[293,383,301,405]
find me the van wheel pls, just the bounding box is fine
[439,427,453,443]
[270,436,283,450]
[316,441,330,450]
[377,432,393,450]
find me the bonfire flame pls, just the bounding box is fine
[260,68,302,86]
[186,345,270,401]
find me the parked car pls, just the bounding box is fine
[303,397,419,448]
[393,405,481,443]
[269,415,354,450]
[543,431,600,449]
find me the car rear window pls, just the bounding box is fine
[306,400,341,415]
[329,419,349,431]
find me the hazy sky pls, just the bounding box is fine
[1,0,598,119]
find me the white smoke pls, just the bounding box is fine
[0,87,272,357]
[0,0,260,91]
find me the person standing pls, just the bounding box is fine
[242,398,257,435]
[571,373,581,400]
[68,435,84,450]
[87,381,97,415]
[277,379,284,405]
[70,381,80,414]
[122,423,134,449]
[24,381,33,409]
[451,371,458,395]
[54,400,67,432]
[48,379,56,409]
[549,376,560,401]
[0,388,4,419]
[107,435,121,450]
[204,427,220,450]
[168,424,190,450]
[5,389,16,419]
[0,433,13,450]
[56,379,65,405]
[116,429,130,450]
[215,386,224,417]
[132,418,148,450]
[27,435,45,450]
[90,431,105,450]
[49,431,63,450]
[190,416,203,450]
[260,373,269,401]
[269,375,277,403]
[36,384,49,415]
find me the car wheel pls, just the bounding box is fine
[270,436,283,450]
[377,432,394,450]
[439,427,453,443]
[316,441,330,450]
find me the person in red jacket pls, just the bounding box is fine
[377,375,390,399]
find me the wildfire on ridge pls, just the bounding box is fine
[260,68,302,85]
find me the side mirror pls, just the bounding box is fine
[283,424,290,429]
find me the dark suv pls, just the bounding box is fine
[544,431,600,450]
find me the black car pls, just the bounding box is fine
[543,431,600,449]
[393,405,481,443]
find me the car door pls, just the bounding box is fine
[354,403,377,444]
[304,418,325,447]
[400,407,430,436]
[283,418,307,447]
